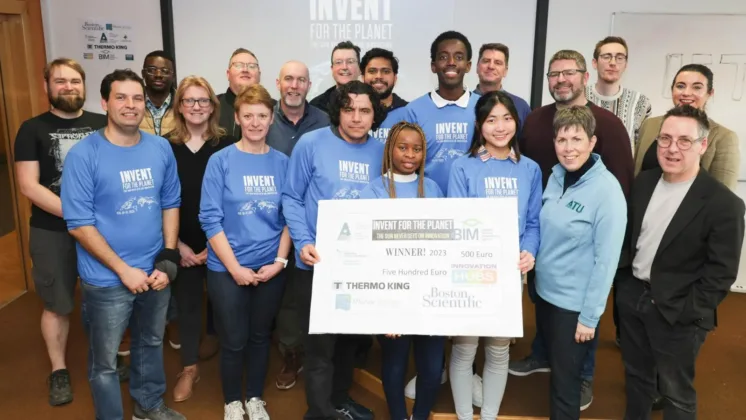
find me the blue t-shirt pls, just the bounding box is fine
[360,174,443,199]
[447,151,542,257]
[61,129,181,287]
[282,127,384,270]
[369,107,407,144]
[200,144,288,271]
[403,92,480,193]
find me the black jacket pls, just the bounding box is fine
[217,87,277,138]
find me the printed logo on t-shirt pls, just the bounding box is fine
[435,122,469,143]
[243,175,277,195]
[338,160,370,183]
[332,187,361,200]
[48,127,97,192]
[484,177,518,197]
[238,200,279,216]
[116,196,158,215]
[370,127,390,143]
[432,148,464,163]
[119,168,155,192]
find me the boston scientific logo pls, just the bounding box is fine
[422,287,482,308]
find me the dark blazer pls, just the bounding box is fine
[627,167,745,329]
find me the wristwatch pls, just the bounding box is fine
[275,257,288,268]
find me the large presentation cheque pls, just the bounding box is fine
[309,197,523,337]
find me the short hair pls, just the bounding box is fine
[660,105,711,140]
[328,80,386,131]
[430,30,472,63]
[553,105,596,138]
[593,36,628,60]
[478,43,510,65]
[548,49,587,72]
[44,58,86,83]
[167,75,226,145]
[331,41,361,64]
[468,91,522,160]
[228,48,258,67]
[233,84,274,113]
[100,69,145,101]
[672,64,714,93]
[143,50,174,66]
[360,48,399,74]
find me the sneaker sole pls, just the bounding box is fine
[508,367,551,376]
[580,396,593,411]
[276,379,296,390]
[169,341,181,350]
[49,395,73,406]
[118,350,130,356]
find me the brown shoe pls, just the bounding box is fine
[276,349,303,390]
[166,322,180,350]
[173,365,199,402]
[198,334,219,361]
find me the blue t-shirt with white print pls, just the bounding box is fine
[200,144,288,272]
[403,92,480,193]
[61,129,181,287]
[369,107,407,144]
[360,174,444,199]
[282,126,384,270]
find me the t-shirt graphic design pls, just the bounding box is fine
[48,126,98,192]
[116,167,158,215]
[333,160,371,199]
[239,175,280,216]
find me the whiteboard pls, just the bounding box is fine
[611,12,746,181]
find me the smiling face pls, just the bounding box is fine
[391,128,424,175]
[227,52,261,94]
[672,71,712,109]
[554,124,597,172]
[363,57,397,100]
[331,48,361,86]
[431,39,471,90]
[235,103,273,143]
[480,103,517,152]
[46,65,86,113]
[548,59,588,104]
[178,86,214,127]
[476,49,508,88]
[101,80,145,132]
[657,115,708,182]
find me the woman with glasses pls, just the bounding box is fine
[200,84,290,420]
[635,64,740,190]
[164,76,236,403]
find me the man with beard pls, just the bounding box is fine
[139,51,176,136]
[512,49,633,411]
[586,37,652,151]
[13,58,125,406]
[218,48,276,138]
[473,43,531,130]
[361,48,408,143]
[267,60,329,391]
[310,41,362,113]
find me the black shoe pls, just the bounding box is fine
[116,355,129,382]
[48,369,73,406]
[133,402,186,420]
[336,397,373,420]
[652,397,665,411]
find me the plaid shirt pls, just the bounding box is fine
[477,145,518,163]
[145,93,172,136]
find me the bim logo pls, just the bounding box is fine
[452,269,497,284]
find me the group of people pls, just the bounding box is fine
[12,28,743,420]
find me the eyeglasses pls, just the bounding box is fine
[547,69,585,79]
[656,136,704,151]
[231,62,259,71]
[144,66,173,76]
[181,98,211,107]
[332,58,358,67]
[598,53,627,63]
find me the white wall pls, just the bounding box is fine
[543,0,746,105]
[41,0,163,112]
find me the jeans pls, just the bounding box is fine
[277,252,303,355]
[81,282,170,420]
[616,275,706,420]
[207,268,286,404]
[528,275,597,381]
[173,265,207,366]
[296,267,360,419]
[451,337,510,420]
[536,295,595,420]
[379,335,445,420]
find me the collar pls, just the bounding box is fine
[275,101,309,125]
[477,145,518,163]
[430,89,470,108]
[388,171,418,183]
[146,93,172,111]
[590,84,624,101]
[387,93,408,111]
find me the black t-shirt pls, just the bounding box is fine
[14,111,107,231]
[169,135,236,253]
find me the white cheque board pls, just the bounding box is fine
[309,197,523,337]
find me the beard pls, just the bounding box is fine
[49,91,85,113]
[376,86,394,100]
[551,83,584,103]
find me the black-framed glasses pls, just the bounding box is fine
[598,53,627,63]
[547,69,585,79]
[181,98,211,107]
[656,135,703,151]
[143,66,173,76]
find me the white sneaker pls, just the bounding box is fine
[404,368,448,400]
[245,397,270,420]
[472,373,483,408]
[224,401,245,420]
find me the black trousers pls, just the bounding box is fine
[536,294,595,420]
[296,267,359,419]
[616,275,707,420]
[173,265,207,366]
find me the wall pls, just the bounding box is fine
[41,0,163,112]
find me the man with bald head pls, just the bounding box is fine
[268,60,329,390]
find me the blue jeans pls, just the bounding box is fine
[207,268,286,404]
[378,335,446,420]
[528,275,597,381]
[81,282,170,420]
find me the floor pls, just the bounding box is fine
[1,289,744,419]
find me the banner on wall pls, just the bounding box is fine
[79,20,135,64]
